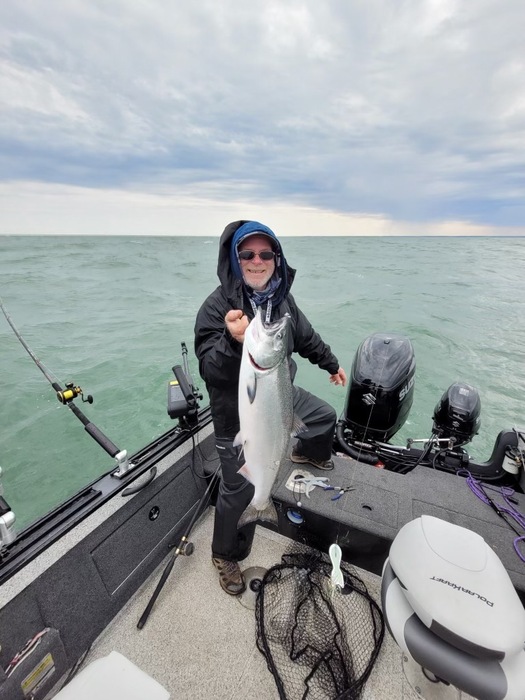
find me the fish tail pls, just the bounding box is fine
[237,501,279,529]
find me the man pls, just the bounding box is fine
[194,221,347,595]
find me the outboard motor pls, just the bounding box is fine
[342,332,415,442]
[432,382,481,447]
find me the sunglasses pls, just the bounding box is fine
[238,250,276,261]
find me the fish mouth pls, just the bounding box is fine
[249,352,270,371]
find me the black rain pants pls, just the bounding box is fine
[211,385,336,561]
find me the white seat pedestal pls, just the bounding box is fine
[53,651,170,700]
[401,653,460,700]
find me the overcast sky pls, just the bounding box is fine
[1,1,524,235]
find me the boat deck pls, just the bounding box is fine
[2,428,513,700]
[82,508,476,699]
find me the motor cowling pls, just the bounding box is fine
[432,382,481,447]
[342,332,415,442]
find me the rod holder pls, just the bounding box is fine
[0,470,16,548]
[112,450,134,478]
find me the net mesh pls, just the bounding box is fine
[255,546,385,700]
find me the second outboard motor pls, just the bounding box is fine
[342,332,416,442]
[432,382,481,447]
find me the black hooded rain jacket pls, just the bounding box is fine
[194,220,340,438]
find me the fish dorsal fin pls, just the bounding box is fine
[291,414,308,438]
[246,371,257,404]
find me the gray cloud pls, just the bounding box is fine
[1,0,524,226]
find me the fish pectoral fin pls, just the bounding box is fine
[246,372,257,404]
[238,463,255,485]
[291,413,308,438]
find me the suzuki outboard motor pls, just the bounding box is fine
[342,332,415,442]
[432,382,481,447]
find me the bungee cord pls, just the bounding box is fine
[460,469,525,563]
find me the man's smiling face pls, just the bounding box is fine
[238,234,276,291]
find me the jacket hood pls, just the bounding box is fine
[217,220,295,307]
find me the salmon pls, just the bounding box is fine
[235,309,304,527]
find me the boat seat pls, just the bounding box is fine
[53,650,170,700]
[381,515,525,700]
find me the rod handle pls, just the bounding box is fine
[85,423,120,457]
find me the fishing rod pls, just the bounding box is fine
[0,298,132,476]
[137,463,221,629]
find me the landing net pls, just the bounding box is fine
[255,547,384,700]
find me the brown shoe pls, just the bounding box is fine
[212,557,246,595]
[291,449,334,471]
